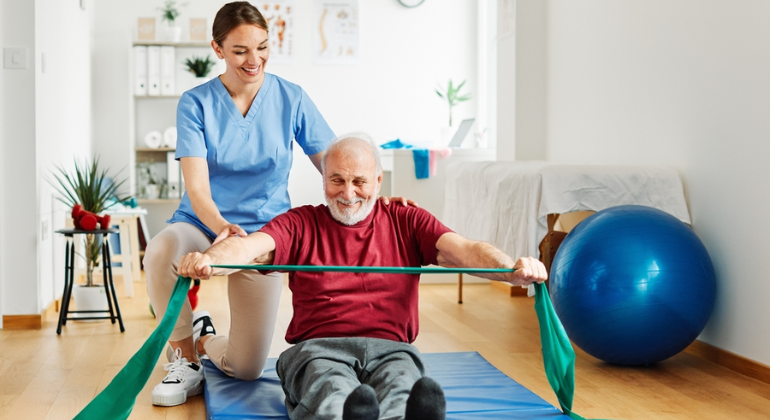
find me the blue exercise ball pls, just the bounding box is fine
[549,205,716,366]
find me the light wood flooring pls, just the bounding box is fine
[1,274,770,419]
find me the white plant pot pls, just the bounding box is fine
[72,285,108,321]
[165,26,182,43]
[145,184,160,199]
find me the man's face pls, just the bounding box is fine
[323,146,382,225]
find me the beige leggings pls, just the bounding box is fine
[144,222,283,380]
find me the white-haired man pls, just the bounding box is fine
[179,134,547,420]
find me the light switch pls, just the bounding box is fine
[4,47,28,69]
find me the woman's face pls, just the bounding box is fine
[213,24,269,87]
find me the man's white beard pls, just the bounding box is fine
[326,194,377,226]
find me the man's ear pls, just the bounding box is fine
[376,171,383,193]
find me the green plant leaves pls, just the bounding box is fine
[436,79,472,126]
[184,55,216,78]
[47,157,130,215]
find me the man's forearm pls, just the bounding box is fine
[436,233,518,282]
[460,241,518,282]
[206,232,275,266]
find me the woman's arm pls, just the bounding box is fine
[308,151,325,174]
[181,157,247,243]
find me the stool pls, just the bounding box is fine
[103,209,148,298]
[55,228,125,335]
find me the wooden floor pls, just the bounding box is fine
[1,274,770,420]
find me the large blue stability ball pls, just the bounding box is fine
[549,205,716,366]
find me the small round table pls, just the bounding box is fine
[55,228,125,334]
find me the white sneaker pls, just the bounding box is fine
[164,310,216,362]
[152,348,204,406]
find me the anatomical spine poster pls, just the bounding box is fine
[313,0,359,65]
[254,1,294,63]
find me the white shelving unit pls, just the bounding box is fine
[130,41,216,236]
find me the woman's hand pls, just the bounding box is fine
[379,196,418,207]
[213,223,248,245]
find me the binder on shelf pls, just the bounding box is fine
[160,46,175,96]
[133,46,148,96]
[167,151,183,199]
[147,46,161,96]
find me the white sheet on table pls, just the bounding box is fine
[443,160,690,267]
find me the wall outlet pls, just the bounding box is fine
[3,47,28,69]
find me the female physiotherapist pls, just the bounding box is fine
[143,1,410,407]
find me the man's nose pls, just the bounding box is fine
[341,184,356,201]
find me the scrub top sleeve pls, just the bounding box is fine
[293,89,335,156]
[175,92,208,159]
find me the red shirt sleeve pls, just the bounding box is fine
[400,206,453,266]
[258,206,308,266]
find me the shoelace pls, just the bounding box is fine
[161,347,189,384]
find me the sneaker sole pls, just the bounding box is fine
[151,379,204,407]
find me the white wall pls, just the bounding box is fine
[35,0,93,314]
[0,0,93,321]
[0,0,5,327]
[1,0,38,319]
[496,0,547,161]
[92,0,480,208]
[539,1,770,364]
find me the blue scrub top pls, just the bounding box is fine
[168,73,335,239]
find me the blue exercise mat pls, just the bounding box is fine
[203,351,572,420]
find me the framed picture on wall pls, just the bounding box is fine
[313,0,359,65]
[137,18,156,41]
[189,18,207,42]
[256,1,295,63]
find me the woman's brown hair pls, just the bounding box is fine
[212,2,268,46]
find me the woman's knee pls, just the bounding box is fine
[231,358,269,381]
[143,231,180,275]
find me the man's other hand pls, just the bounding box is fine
[506,257,548,286]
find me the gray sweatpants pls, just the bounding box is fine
[276,337,427,420]
[144,222,284,380]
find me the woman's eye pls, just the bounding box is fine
[235,51,246,55]
[258,46,267,51]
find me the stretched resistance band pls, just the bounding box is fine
[73,265,591,420]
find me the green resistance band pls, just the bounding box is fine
[73,276,191,420]
[72,266,592,420]
[211,264,517,274]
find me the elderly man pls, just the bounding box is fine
[179,134,547,420]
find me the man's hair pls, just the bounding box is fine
[321,133,383,176]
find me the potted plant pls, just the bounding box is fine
[436,79,472,143]
[137,162,161,199]
[48,158,130,316]
[184,55,217,85]
[158,0,186,42]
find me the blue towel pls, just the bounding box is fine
[379,139,413,149]
[412,149,430,179]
